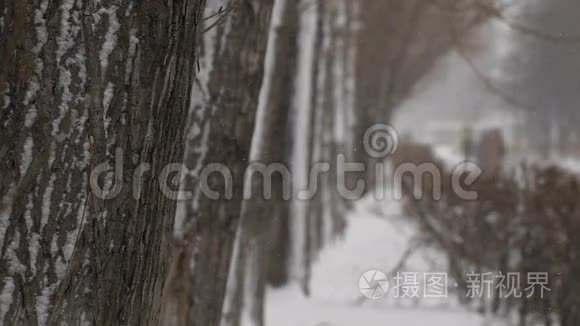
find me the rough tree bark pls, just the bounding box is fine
[0,0,205,324]
[161,1,273,326]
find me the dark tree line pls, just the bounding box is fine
[0,0,488,325]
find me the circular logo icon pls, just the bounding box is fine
[359,269,390,300]
[363,124,399,158]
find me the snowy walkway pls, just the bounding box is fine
[266,195,488,326]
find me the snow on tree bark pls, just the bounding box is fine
[222,1,361,325]
[0,0,206,324]
[289,0,318,297]
[160,1,274,326]
[220,0,299,325]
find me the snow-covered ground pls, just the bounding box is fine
[266,193,492,326]
[267,287,484,326]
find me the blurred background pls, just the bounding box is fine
[257,1,580,325]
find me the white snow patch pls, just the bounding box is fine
[50,236,59,257]
[20,137,33,175]
[0,277,15,322]
[125,29,139,78]
[103,83,115,133]
[267,287,486,326]
[24,195,34,230]
[174,120,210,238]
[75,51,87,96]
[173,0,227,238]
[36,283,55,326]
[2,90,10,111]
[23,82,40,107]
[100,5,120,72]
[6,230,26,274]
[0,194,13,253]
[63,231,77,261]
[40,174,56,232]
[24,106,38,128]
[22,0,50,128]
[54,256,67,280]
[56,0,76,64]
[52,68,73,137]
[29,233,41,276]
[267,193,488,326]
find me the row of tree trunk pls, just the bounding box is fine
[0,0,486,325]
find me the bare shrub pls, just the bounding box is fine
[398,148,580,325]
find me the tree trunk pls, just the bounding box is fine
[221,0,298,325]
[0,0,206,324]
[223,1,360,325]
[161,1,274,326]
